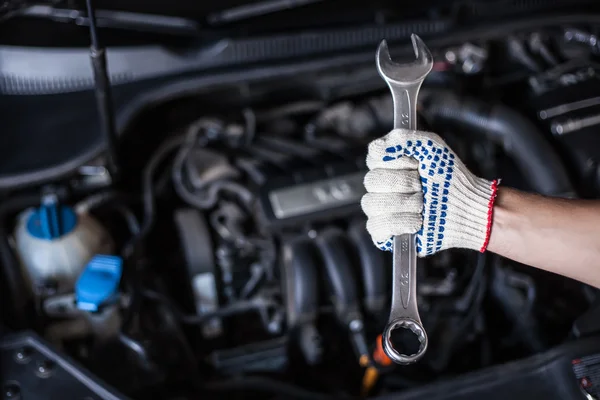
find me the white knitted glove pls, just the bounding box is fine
[361,129,498,257]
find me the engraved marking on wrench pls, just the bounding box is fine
[399,236,410,309]
[400,112,409,127]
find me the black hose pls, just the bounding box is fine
[117,333,156,372]
[421,90,575,197]
[154,301,203,391]
[0,193,47,328]
[204,377,340,400]
[171,119,254,210]
[76,191,140,258]
[491,264,543,352]
[348,219,388,315]
[139,136,184,241]
[430,252,487,372]
[114,205,140,236]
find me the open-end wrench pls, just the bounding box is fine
[375,34,433,364]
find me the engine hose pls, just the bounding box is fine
[171,119,254,210]
[314,228,361,322]
[0,193,47,328]
[491,264,543,352]
[420,90,575,197]
[282,237,319,327]
[140,136,185,240]
[117,333,156,373]
[347,219,388,316]
[281,236,322,364]
[75,191,140,258]
[429,252,487,372]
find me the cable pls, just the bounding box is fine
[141,289,279,324]
[154,302,202,386]
[139,136,184,241]
[114,205,140,236]
[75,191,139,235]
[204,377,340,400]
[114,205,140,259]
[118,333,156,372]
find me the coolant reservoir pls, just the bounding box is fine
[14,196,113,294]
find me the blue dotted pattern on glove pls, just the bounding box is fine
[375,139,455,255]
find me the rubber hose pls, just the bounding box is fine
[314,228,361,324]
[281,237,319,327]
[0,193,45,328]
[347,219,388,315]
[421,90,575,197]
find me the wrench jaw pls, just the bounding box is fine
[376,35,433,86]
[382,318,428,365]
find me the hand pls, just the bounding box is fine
[361,129,498,256]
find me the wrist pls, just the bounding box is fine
[486,187,524,254]
[478,179,499,252]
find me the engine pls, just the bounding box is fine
[3,25,600,400]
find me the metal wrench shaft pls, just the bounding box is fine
[375,35,433,364]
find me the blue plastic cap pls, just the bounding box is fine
[27,200,77,240]
[75,255,123,312]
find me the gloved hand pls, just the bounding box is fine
[361,129,498,256]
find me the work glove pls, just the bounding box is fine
[361,129,498,257]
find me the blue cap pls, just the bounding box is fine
[27,200,77,240]
[75,255,123,312]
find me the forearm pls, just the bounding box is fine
[487,187,600,288]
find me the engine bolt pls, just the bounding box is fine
[3,382,21,399]
[13,347,31,364]
[445,50,457,63]
[35,360,55,378]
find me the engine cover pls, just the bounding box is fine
[258,165,366,229]
[236,135,369,229]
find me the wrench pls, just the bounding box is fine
[375,34,433,364]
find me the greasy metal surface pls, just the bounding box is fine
[376,34,432,364]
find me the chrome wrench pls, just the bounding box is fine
[375,34,433,364]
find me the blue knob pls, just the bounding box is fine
[26,201,77,240]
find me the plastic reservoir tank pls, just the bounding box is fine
[14,196,113,294]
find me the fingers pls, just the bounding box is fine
[366,150,418,170]
[363,129,453,254]
[361,192,422,217]
[364,169,422,193]
[366,213,423,244]
[366,128,450,170]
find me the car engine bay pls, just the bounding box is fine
[4,2,600,399]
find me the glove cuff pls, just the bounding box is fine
[480,179,499,252]
[442,176,498,253]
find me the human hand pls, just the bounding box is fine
[361,129,498,256]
